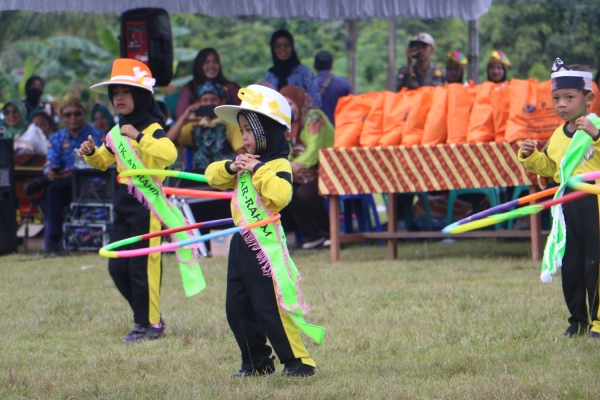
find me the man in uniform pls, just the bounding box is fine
[396,33,446,91]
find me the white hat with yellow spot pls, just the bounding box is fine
[215,85,292,131]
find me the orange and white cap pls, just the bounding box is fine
[90,58,156,94]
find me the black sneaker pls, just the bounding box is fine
[24,177,51,196]
[123,323,166,345]
[233,356,276,377]
[563,323,588,337]
[282,361,316,377]
[589,331,600,339]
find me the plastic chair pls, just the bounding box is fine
[446,188,501,229]
[326,194,382,234]
[404,192,433,231]
[507,185,531,230]
[382,192,433,231]
[163,91,180,121]
[185,147,194,171]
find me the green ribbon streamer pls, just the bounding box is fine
[235,171,325,344]
[108,125,206,296]
[541,114,600,282]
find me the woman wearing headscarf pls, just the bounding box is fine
[1,99,28,140]
[90,103,116,136]
[265,29,322,108]
[446,51,468,84]
[176,48,241,118]
[23,76,56,119]
[487,50,511,83]
[279,85,333,249]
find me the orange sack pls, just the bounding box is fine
[422,85,449,145]
[491,82,511,142]
[402,86,433,146]
[504,79,562,142]
[467,82,499,143]
[333,93,374,148]
[379,89,412,146]
[447,83,477,144]
[360,91,386,147]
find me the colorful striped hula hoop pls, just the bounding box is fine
[99,214,281,259]
[443,187,593,234]
[443,185,559,232]
[443,171,600,234]
[118,169,207,183]
[567,171,600,195]
[163,187,233,199]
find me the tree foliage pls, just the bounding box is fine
[480,0,600,80]
[2,2,600,102]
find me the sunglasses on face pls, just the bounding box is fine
[3,108,19,116]
[62,111,83,119]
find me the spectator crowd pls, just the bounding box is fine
[2,29,570,253]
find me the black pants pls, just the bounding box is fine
[562,189,600,332]
[285,179,329,242]
[226,232,314,369]
[44,178,72,245]
[108,185,163,326]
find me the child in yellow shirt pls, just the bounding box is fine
[205,85,324,377]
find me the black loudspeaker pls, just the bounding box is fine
[120,8,173,87]
[0,138,17,256]
[72,168,118,204]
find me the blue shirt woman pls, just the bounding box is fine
[264,29,322,108]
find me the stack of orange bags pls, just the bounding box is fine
[332,79,600,148]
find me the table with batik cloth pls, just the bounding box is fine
[318,142,547,263]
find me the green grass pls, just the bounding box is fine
[2,239,600,399]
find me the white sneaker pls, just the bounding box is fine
[323,239,331,247]
[302,237,325,249]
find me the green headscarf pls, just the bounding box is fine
[2,99,28,140]
[90,103,116,131]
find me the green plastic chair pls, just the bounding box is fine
[163,91,180,121]
[445,188,501,229]
[507,185,531,230]
[382,192,433,231]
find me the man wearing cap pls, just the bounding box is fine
[313,50,352,126]
[396,33,446,91]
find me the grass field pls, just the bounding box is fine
[2,239,600,399]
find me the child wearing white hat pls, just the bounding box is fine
[205,85,325,377]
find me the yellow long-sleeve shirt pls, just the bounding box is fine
[205,158,293,225]
[84,122,178,184]
[518,124,600,183]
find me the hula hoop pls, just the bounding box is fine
[163,187,233,199]
[446,185,560,229]
[443,184,599,234]
[100,214,280,258]
[567,171,600,195]
[118,169,207,183]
